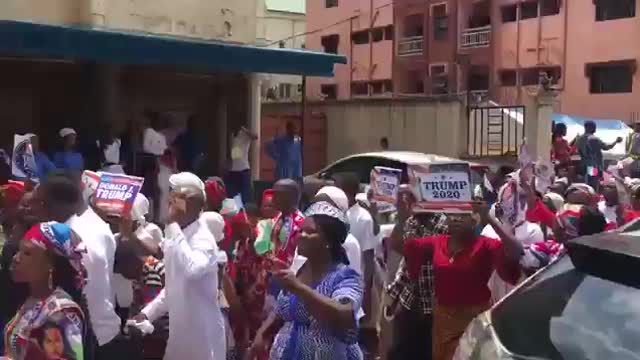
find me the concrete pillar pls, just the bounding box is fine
[524,91,555,160]
[248,73,262,180]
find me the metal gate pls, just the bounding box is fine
[467,105,525,157]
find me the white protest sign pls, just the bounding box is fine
[370,166,402,213]
[409,162,473,213]
[11,134,37,180]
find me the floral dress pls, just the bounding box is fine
[269,264,363,360]
[3,288,84,360]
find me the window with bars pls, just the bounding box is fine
[351,82,368,96]
[541,0,561,16]
[430,64,448,94]
[321,84,338,99]
[520,1,539,19]
[278,83,292,99]
[589,63,633,93]
[499,69,517,86]
[325,0,338,8]
[595,0,636,21]
[321,34,339,54]
[403,14,424,37]
[502,5,518,22]
[432,4,448,40]
[351,31,369,45]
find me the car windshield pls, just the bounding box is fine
[491,255,640,360]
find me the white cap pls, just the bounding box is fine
[131,193,150,223]
[169,172,205,198]
[59,128,77,138]
[316,186,349,212]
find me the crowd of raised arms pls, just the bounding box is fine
[0,118,639,360]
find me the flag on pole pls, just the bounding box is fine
[11,134,37,181]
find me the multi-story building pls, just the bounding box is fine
[393,0,492,100]
[306,0,394,100]
[256,0,307,102]
[493,0,639,121]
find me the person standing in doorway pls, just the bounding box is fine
[98,124,124,174]
[53,128,84,172]
[140,110,169,221]
[227,124,258,203]
[266,122,302,181]
[575,121,621,191]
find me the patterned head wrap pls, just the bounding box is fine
[304,201,350,265]
[23,222,87,290]
[304,201,349,230]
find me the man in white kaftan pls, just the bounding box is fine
[138,172,225,359]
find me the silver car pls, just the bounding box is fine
[455,223,640,360]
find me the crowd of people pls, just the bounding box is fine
[1,117,640,360]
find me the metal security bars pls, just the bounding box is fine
[467,105,525,157]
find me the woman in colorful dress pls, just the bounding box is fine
[249,200,363,360]
[4,222,87,360]
[403,203,523,360]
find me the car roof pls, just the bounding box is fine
[332,151,482,166]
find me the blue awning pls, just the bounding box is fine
[0,20,346,77]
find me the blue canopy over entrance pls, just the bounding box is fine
[0,20,346,76]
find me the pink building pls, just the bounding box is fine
[494,0,639,121]
[306,0,394,100]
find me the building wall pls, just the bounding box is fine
[306,0,394,100]
[394,0,478,96]
[263,97,467,163]
[257,0,306,101]
[492,0,565,107]
[562,1,640,121]
[0,0,257,44]
[0,0,90,24]
[493,0,640,121]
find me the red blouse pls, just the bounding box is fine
[404,235,520,306]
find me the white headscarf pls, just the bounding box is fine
[316,186,349,212]
[131,193,150,224]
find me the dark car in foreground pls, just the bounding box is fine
[455,223,640,360]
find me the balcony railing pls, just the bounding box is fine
[397,36,424,56]
[460,26,491,49]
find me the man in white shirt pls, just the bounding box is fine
[227,125,257,203]
[134,172,225,360]
[34,174,122,359]
[335,172,378,334]
[140,110,169,221]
